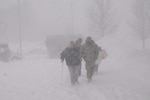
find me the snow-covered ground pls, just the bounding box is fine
[0,35,150,100]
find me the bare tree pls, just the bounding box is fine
[0,8,8,42]
[87,0,118,39]
[131,0,150,48]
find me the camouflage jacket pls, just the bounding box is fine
[82,42,99,62]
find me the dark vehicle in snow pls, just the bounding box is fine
[0,44,11,62]
[0,43,22,62]
[45,34,83,58]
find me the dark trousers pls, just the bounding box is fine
[68,65,80,85]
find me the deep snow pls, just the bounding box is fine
[0,34,150,100]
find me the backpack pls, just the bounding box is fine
[102,50,108,60]
[95,50,103,64]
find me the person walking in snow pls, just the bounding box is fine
[82,36,99,82]
[95,47,103,73]
[95,47,108,73]
[60,41,81,85]
[76,38,82,49]
[75,37,83,76]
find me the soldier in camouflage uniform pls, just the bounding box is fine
[82,37,99,82]
[75,38,83,76]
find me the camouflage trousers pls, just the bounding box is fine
[85,61,96,81]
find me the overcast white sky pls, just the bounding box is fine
[0,0,134,43]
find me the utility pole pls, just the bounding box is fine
[143,0,146,49]
[70,0,74,34]
[17,0,23,57]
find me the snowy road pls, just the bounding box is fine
[0,52,150,100]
